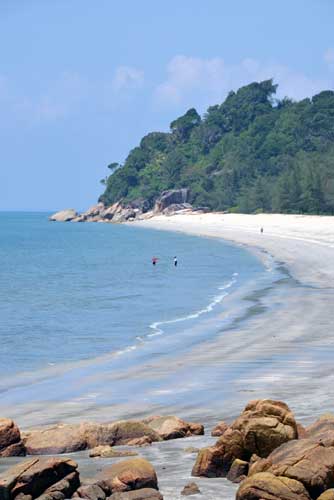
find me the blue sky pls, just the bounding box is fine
[0,0,333,210]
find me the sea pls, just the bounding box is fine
[0,211,289,499]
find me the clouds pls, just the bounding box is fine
[112,66,144,91]
[153,55,332,111]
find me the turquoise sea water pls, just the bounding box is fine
[0,212,276,423]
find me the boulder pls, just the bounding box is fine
[112,209,136,223]
[144,416,203,440]
[89,446,138,458]
[192,428,246,478]
[211,421,229,437]
[108,489,163,500]
[35,471,80,500]
[73,482,106,500]
[49,209,77,222]
[231,399,298,458]
[226,459,249,483]
[306,414,334,446]
[23,424,86,455]
[0,457,78,500]
[154,189,189,213]
[317,491,334,500]
[97,458,158,493]
[24,421,161,455]
[180,483,201,496]
[236,472,311,500]
[183,447,199,454]
[162,203,192,215]
[0,418,26,457]
[248,438,334,498]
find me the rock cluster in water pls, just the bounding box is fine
[49,189,205,224]
[2,400,334,499]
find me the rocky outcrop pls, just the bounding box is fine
[24,421,161,455]
[97,458,158,494]
[231,399,297,458]
[0,418,26,457]
[248,438,334,498]
[153,189,189,213]
[192,399,297,479]
[192,428,246,477]
[49,209,78,222]
[236,472,311,500]
[305,414,334,445]
[144,416,204,440]
[0,457,79,500]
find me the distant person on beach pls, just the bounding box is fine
[260,227,264,234]
[152,256,158,266]
[174,256,178,267]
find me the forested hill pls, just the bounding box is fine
[99,80,334,214]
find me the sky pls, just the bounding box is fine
[0,0,333,211]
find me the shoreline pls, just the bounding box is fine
[130,212,334,421]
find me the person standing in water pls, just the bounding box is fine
[152,256,158,266]
[174,256,178,267]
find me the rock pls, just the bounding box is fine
[97,458,158,493]
[248,438,334,498]
[72,481,107,500]
[181,482,201,496]
[236,472,311,500]
[183,447,199,454]
[231,399,298,458]
[35,471,80,500]
[112,209,136,223]
[125,437,152,447]
[306,414,334,446]
[154,189,189,213]
[211,421,229,437]
[162,203,192,215]
[144,416,203,440]
[24,421,161,455]
[0,418,26,457]
[0,457,78,500]
[108,489,163,500]
[49,209,77,222]
[192,428,246,478]
[82,203,105,219]
[226,459,249,483]
[317,491,334,500]
[23,424,86,455]
[89,446,138,458]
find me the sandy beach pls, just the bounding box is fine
[131,212,334,422]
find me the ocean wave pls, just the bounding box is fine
[148,274,238,337]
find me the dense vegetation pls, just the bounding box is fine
[99,80,334,214]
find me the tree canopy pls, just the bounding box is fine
[99,80,334,214]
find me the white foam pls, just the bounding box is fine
[148,275,237,337]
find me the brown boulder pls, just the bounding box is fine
[226,459,249,483]
[24,421,161,455]
[181,482,201,496]
[306,414,334,446]
[0,457,78,500]
[35,471,80,500]
[236,472,311,500]
[97,458,158,493]
[23,424,86,455]
[144,416,203,440]
[249,438,334,498]
[231,399,298,458]
[73,483,106,500]
[317,491,334,500]
[89,446,138,458]
[0,418,26,457]
[211,421,229,437]
[192,428,246,478]
[109,489,163,500]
